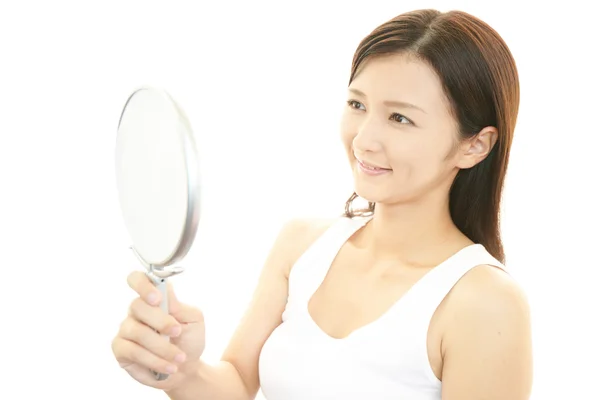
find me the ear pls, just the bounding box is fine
[456,126,498,169]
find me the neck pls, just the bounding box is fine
[361,194,464,262]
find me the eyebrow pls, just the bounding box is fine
[348,88,427,114]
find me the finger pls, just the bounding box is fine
[166,281,181,314]
[121,363,177,390]
[167,283,204,324]
[113,336,179,376]
[172,303,204,325]
[127,271,161,306]
[119,317,187,364]
[129,297,181,336]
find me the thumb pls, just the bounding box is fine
[167,282,203,324]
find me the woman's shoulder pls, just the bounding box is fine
[271,216,341,277]
[278,216,342,248]
[439,262,532,396]
[452,261,527,311]
[441,259,531,362]
[279,216,339,236]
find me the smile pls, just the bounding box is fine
[356,159,392,176]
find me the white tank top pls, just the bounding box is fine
[258,216,506,400]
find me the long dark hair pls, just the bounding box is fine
[343,9,520,263]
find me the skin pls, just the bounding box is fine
[113,53,533,400]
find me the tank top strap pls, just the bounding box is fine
[287,216,371,305]
[399,243,508,332]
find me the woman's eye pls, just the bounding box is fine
[390,112,411,124]
[347,100,365,110]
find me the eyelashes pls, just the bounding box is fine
[347,99,365,110]
[346,99,413,125]
[390,112,411,124]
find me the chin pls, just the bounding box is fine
[354,184,390,204]
[354,182,418,207]
[352,168,388,197]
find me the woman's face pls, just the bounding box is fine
[340,53,492,205]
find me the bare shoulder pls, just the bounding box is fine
[450,264,530,315]
[274,217,338,277]
[440,265,533,399]
[280,217,337,238]
[446,264,532,343]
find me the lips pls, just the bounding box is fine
[357,158,391,171]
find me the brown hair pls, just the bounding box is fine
[343,9,520,263]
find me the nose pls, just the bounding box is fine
[352,115,384,154]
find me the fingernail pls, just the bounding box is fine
[170,325,182,337]
[147,292,159,305]
[174,353,186,363]
[166,364,177,374]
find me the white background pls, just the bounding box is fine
[1,1,598,399]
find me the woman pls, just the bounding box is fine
[112,9,533,400]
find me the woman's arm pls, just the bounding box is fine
[167,218,333,400]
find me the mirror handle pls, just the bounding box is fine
[146,272,171,381]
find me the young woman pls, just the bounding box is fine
[112,9,533,400]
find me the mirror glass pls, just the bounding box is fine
[115,87,200,268]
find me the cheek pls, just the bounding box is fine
[387,137,449,178]
[386,136,424,167]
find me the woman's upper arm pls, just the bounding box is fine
[441,266,533,400]
[220,218,332,397]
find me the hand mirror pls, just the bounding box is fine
[115,86,201,381]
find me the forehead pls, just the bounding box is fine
[350,53,450,114]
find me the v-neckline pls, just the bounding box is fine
[304,217,480,342]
